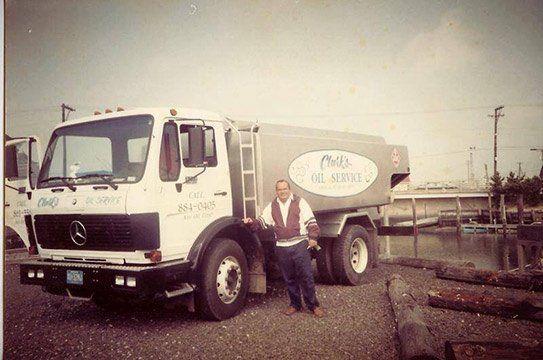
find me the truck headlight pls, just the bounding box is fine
[126,277,136,287]
[37,270,44,279]
[28,270,35,278]
[115,275,125,286]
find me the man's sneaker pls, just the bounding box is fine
[283,306,299,316]
[312,307,324,318]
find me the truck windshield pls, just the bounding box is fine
[37,115,153,188]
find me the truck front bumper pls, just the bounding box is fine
[20,259,191,297]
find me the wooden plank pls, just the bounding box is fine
[381,256,475,269]
[435,266,543,291]
[387,275,439,360]
[445,341,543,360]
[427,288,543,322]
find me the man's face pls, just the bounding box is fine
[276,181,291,203]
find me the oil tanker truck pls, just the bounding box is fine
[19,107,409,320]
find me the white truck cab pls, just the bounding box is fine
[20,107,410,320]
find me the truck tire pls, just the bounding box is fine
[196,238,249,320]
[316,237,337,284]
[332,225,372,285]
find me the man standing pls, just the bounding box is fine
[243,179,324,318]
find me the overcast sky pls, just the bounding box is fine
[5,0,543,184]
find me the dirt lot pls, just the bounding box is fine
[4,256,543,359]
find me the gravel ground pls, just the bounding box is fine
[4,256,543,360]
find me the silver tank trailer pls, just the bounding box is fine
[225,121,409,218]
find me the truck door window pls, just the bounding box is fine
[180,125,217,167]
[159,123,181,181]
[5,143,29,181]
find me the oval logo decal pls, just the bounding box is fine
[288,150,378,197]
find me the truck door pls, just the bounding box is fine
[5,137,42,248]
[158,120,232,258]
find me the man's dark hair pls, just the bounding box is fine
[275,179,290,189]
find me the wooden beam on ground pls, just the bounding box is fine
[435,266,543,291]
[427,288,543,322]
[387,274,439,360]
[381,256,475,270]
[445,341,543,360]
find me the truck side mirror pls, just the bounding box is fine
[5,145,19,179]
[188,126,205,167]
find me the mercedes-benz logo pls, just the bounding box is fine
[69,220,87,246]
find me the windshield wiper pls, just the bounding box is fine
[39,176,77,192]
[75,173,118,190]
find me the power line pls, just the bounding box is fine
[6,102,543,119]
[412,146,540,159]
[232,103,543,118]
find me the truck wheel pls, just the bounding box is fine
[316,237,337,284]
[333,225,372,285]
[196,238,249,320]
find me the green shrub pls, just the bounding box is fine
[490,171,542,206]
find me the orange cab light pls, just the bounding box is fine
[116,107,124,111]
[170,108,177,116]
[94,111,101,115]
[105,108,113,113]
[145,250,162,263]
[28,245,38,255]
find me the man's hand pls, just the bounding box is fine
[307,239,319,249]
[242,218,254,225]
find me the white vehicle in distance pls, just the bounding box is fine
[5,136,42,249]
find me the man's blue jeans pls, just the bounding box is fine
[275,240,319,311]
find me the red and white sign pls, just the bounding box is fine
[391,148,401,168]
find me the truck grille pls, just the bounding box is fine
[35,214,134,251]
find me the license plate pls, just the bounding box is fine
[67,270,84,285]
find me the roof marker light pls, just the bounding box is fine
[105,109,113,113]
[170,109,177,116]
[94,111,101,115]
[116,107,124,111]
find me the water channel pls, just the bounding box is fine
[382,229,522,270]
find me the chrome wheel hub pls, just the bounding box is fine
[350,238,368,273]
[216,256,242,304]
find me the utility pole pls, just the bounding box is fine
[61,103,75,122]
[488,106,504,177]
[484,163,489,186]
[517,162,523,177]
[61,104,75,176]
[469,146,476,186]
[531,148,543,178]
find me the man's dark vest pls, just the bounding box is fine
[271,195,302,240]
